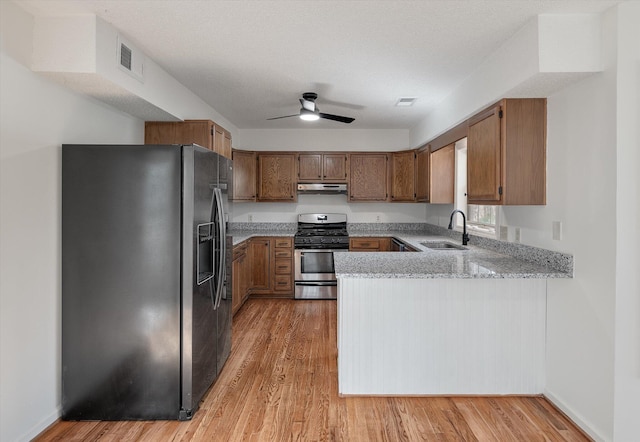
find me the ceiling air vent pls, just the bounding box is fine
[395,97,417,107]
[120,43,132,71]
[116,35,144,82]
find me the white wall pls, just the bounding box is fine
[613,3,640,441]
[0,3,144,441]
[416,5,638,441]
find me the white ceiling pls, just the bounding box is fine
[16,0,619,130]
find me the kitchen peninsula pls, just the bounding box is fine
[334,230,572,397]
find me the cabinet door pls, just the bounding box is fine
[323,154,348,181]
[467,105,501,203]
[232,150,256,201]
[430,144,455,204]
[248,238,271,291]
[298,154,323,181]
[178,120,214,150]
[232,245,247,315]
[213,124,225,157]
[349,153,388,201]
[416,146,430,202]
[223,130,232,160]
[257,153,297,202]
[390,151,416,202]
[144,122,178,144]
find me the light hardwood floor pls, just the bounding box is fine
[36,299,590,441]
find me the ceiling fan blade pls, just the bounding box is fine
[319,113,355,124]
[300,98,315,112]
[266,114,299,120]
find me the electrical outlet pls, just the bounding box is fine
[514,227,521,243]
[376,215,381,223]
[248,214,253,223]
[552,221,562,240]
[499,226,509,241]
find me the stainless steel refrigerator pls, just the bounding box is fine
[61,144,232,420]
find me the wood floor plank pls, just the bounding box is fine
[35,299,590,442]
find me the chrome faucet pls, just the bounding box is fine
[448,210,470,246]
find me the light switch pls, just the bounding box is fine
[552,221,562,240]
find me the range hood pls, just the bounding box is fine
[297,183,347,194]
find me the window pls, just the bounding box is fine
[467,204,497,236]
[454,138,497,238]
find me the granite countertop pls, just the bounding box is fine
[335,232,572,279]
[229,228,296,245]
[228,223,573,279]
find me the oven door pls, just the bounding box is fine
[294,249,341,300]
[294,249,340,281]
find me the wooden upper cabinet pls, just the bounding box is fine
[298,154,322,181]
[143,120,233,159]
[298,153,348,182]
[390,151,416,202]
[257,153,298,202]
[467,98,546,205]
[430,144,455,204]
[144,121,179,144]
[348,153,389,202]
[223,130,232,159]
[415,145,430,202]
[231,150,257,201]
[178,120,214,151]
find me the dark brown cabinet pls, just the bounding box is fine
[232,241,250,315]
[390,150,416,202]
[248,238,271,292]
[247,237,293,298]
[144,120,233,159]
[298,153,348,182]
[415,145,430,202]
[348,153,389,202]
[231,150,257,201]
[257,153,297,202]
[430,143,455,204]
[349,237,391,252]
[467,98,546,205]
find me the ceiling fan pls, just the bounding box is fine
[267,92,355,124]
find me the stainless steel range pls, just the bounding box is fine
[294,213,348,300]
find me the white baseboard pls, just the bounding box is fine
[543,390,605,442]
[16,407,60,442]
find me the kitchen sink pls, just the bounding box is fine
[420,241,468,250]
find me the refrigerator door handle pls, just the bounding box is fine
[213,187,226,310]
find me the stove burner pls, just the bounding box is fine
[294,213,349,249]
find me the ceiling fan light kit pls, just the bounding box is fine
[299,108,320,121]
[268,92,355,124]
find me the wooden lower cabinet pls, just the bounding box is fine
[232,241,251,315]
[349,237,391,252]
[245,236,293,299]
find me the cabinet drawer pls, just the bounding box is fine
[274,249,292,258]
[274,238,293,248]
[275,259,292,274]
[274,275,292,291]
[350,238,382,250]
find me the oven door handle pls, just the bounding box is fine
[294,281,337,286]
